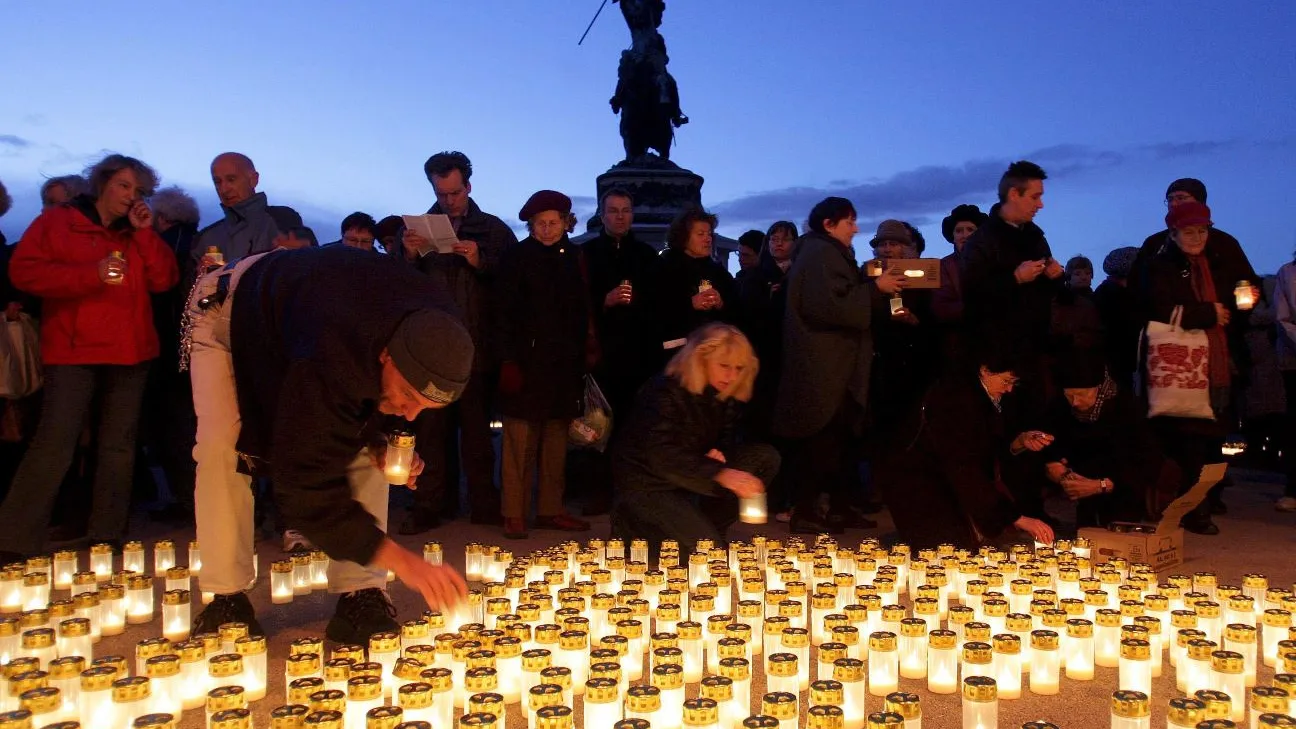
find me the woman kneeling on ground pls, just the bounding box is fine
[611,323,780,554]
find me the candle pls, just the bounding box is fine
[1184,639,1218,696]
[292,554,312,596]
[235,635,268,702]
[209,653,245,694]
[272,704,311,727]
[653,665,686,729]
[21,628,56,670]
[1166,697,1207,728]
[18,685,62,725]
[20,573,49,613]
[1110,690,1151,729]
[396,682,435,723]
[586,678,622,728]
[1194,689,1232,722]
[884,692,921,729]
[1209,650,1247,721]
[738,494,767,525]
[121,542,145,576]
[112,676,152,729]
[78,665,116,727]
[125,576,154,625]
[346,675,384,729]
[962,641,994,681]
[898,620,928,680]
[927,630,958,694]
[868,632,899,697]
[992,635,1022,700]
[1264,610,1292,667]
[385,431,416,485]
[1064,619,1094,680]
[1224,624,1258,688]
[55,619,92,664]
[187,542,202,575]
[625,684,661,725]
[1198,601,1224,644]
[761,691,798,729]
[161,591,190,642]
[1235,280,1256,311]
[51,551,77,592]
[1251,687,1291,729]
[269,561,294,604]
[700,675,740,729]
[1118,639,1152,697]
[144,654,182,718]
[1029,630,1060,696]
[961,677,997,729]
[48,655,84,721]
[304,708,343,728]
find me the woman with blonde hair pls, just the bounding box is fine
[610,323,780,553]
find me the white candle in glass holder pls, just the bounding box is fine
[395,681,435,723]
[1224,624,1258,687]
[1094,610,1121,668]
[1197,601,1224,644]
[960,676,997,729]
[1028,630,1060,695]
[346,675,384,728]
[765,652,798,696]
[0,617,19,664]
[234,635,267,702]
[1209,650,1247,721]
[1263,610,1293,668]
[205,685,247,728]
[155,590,189,643]
[310,551,330,590]
[153,540,176,578]
[48,655,84,719]
[163,567,190,594]
[761,691,797,729]
[208,653,245,694]
[78,664,116,726]
[111,676,152,729]
[1250,686,1291,729]
[718,658,751,729]
[653,665,686,729]
[584,677,622,728]
[87,545,114,583]
[51,551,78,591]
[291,554,311,596]
[1118,639,1152,698]
[991,635,1021,701]
[897,620,928,680]
[187,542,202,576]
[367,631,400,699]
[267,560,294,605]
[1110,689,1151,729]
[120,542,145,577]
[20,573,49,613]
[144,653,182,717]
[1064,619,1094,680]
[175,639,209,711]
[868,632,899,697]
[21,627,56,669]
[69,571,97,600]
[125,576,153,625]
[56,618,92,663]
[1181,639,1216,696]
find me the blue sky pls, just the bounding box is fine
[2,1,1294,272]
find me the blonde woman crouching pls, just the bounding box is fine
[610,323,780,555]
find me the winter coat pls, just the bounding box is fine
[648,248,740,352]
[931,251,964,324]
[868,285,939,430]
[581,230,660,391]
[1093,278,1142,386]
[772,231,875,439]
[1134,226,1246,296]
[228,245,460,566]
[192,192,301,271]
[1274,263,1296,371]
[961,204,1063,354]
[153,222,198,364]
[397,198,518,372]
[737,256,791,366]
[612,374,741,497]
[9,197,178,365]
[495,236,590,421]
[1239,275,1285,419]
[880,372,1024,549]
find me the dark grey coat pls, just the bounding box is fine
[772,231,875,439]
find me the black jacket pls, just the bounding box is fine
[229,246,459,565]
[582,230,659,379]
[154,223,199,365]
[883,372,1023,548]
[495,236,590,421]
[613,375,740,497]
[395,198,518,372]
[1093,279,1141,385]
[961,204,1063,353]
[737,257,790,366]
[649,248,740,350]
[1133,226,1245,298]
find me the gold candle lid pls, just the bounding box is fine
[869,631,897,651]
[396,681,433,710]
[1194,690,1232,720]
[144,655,180,678]
[1031,630,1060,651]
[1210,650,1244,673]
[346,675,382,702]
[539,666,572,690]
[761,692,798,721]
[962,676,997,703]
[134,714,179,729]
[19,628,53,649]
[1251,686,1291,714]
[1196,601,1222,619]
[467,691,504,715]
[782,627,809,648]
[719,657,751,682]
[17,686,60,714]
[112,676,151,703]
[1264,609,1293,627]
[91,655,128,677]
[208,685,247,713]
[534,705,573,729]
[47,600,75,620]
[810,679,844,706]
[79,665,117,692]
[48,656,85,681]
[211,709,252,729]
[286,653,321,676]
[1096,609,1122,628]
[650,663,683,690]
[303,710,343,728]
[1167,697,1206,726]
[1258,715,1296,727]
[8,670,47,697]
[993,634,1021,654]
[1187,639,1219,661]
[464,667,498,692]
[234,635,267,656]
[368,631,400,653]
[806,705,844,729]
[1120,638,1151,660]
[925,629,955,650]
[1111,690,1150,718]
[322,658,352,683]
[208,653,243,677]
[1225,624,1257,643]
[964,623,991,642]
[884,692,921,720]
[767,652,797,677]
[963,642,993,663]
[1006,614,1033,632]
[419,667,452,692]
[699,675,733,702]
[624,684,661,713]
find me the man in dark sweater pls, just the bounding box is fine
[186,246,470,642]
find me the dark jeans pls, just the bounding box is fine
[412,369,499,518]
[611,443,781,555]
[788,397,863,517]
[0,362,150,555]
[1150,415,1224,522]
[139,361,196,509]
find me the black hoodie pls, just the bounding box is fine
[961,203,1063,354]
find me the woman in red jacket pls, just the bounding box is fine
[0,154,179,561]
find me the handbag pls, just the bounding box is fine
[1142,306,1214,419]
[0,313,42,399]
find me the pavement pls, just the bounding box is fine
[72,470,1296,728]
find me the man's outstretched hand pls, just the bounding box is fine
[374,538,467,612]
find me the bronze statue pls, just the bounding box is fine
[609,0,688,164]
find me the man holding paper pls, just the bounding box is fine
[397,151,518,533]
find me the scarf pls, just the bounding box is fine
[1187,252,1231,388]
[1073,374,1117,423]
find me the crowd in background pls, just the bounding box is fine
[1,150,1294,563]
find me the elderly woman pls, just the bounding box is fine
[0,154,179,562]
[1094,246,1141,387]
[611,323,779,554]
[649,206,739,366]
[931,204,987,325]
[1143,201,1258,535]
[495,190,593,539]
[877,341,1055,549]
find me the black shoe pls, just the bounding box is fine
[192,592,264,637]
[1181,515,1220,536]
[326,588,399,644]
[398,509,441,536]
[789,514,844,535]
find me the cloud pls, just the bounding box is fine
[0,135,32,149]
[711,139,1238,229]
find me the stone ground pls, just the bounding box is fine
[85,470,1296,728]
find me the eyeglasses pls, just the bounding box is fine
[1164,193,1196,206]
[343,236,375,246]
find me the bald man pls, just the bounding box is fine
[191,153,306,281]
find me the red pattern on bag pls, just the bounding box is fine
[1148,341,1210,390]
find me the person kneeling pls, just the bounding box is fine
[611,324,779,555]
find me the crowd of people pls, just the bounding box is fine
[0,150,1290,632]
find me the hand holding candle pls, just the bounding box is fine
[377,431,421,487]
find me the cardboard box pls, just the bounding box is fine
[1078,463,1227,572]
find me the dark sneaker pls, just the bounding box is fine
[192,592,264,637]
[326,588,399,644]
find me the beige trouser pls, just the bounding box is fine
[500,418,568,519]
[188,252,387,595]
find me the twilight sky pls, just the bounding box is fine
[1,1,1293,272]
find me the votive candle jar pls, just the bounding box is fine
[1110,689,1151,729]
[153,540,176,578]
[992,635,1021,700]
[961,676,997,729]
[1064,619,1094,680]
[121,543,146,576]
[1029,630,1060,696]
[125,576,154,625]
[1209,650,1247,722]
[927,630,958,694]
[144,654,182,718]
[869,632,899,697]
[52,552,78,591]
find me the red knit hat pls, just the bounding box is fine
[1165,201,1212,230]
[518,190,572,222]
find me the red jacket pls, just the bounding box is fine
[10,201,179,365]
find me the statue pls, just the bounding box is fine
[609,0,688,165]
